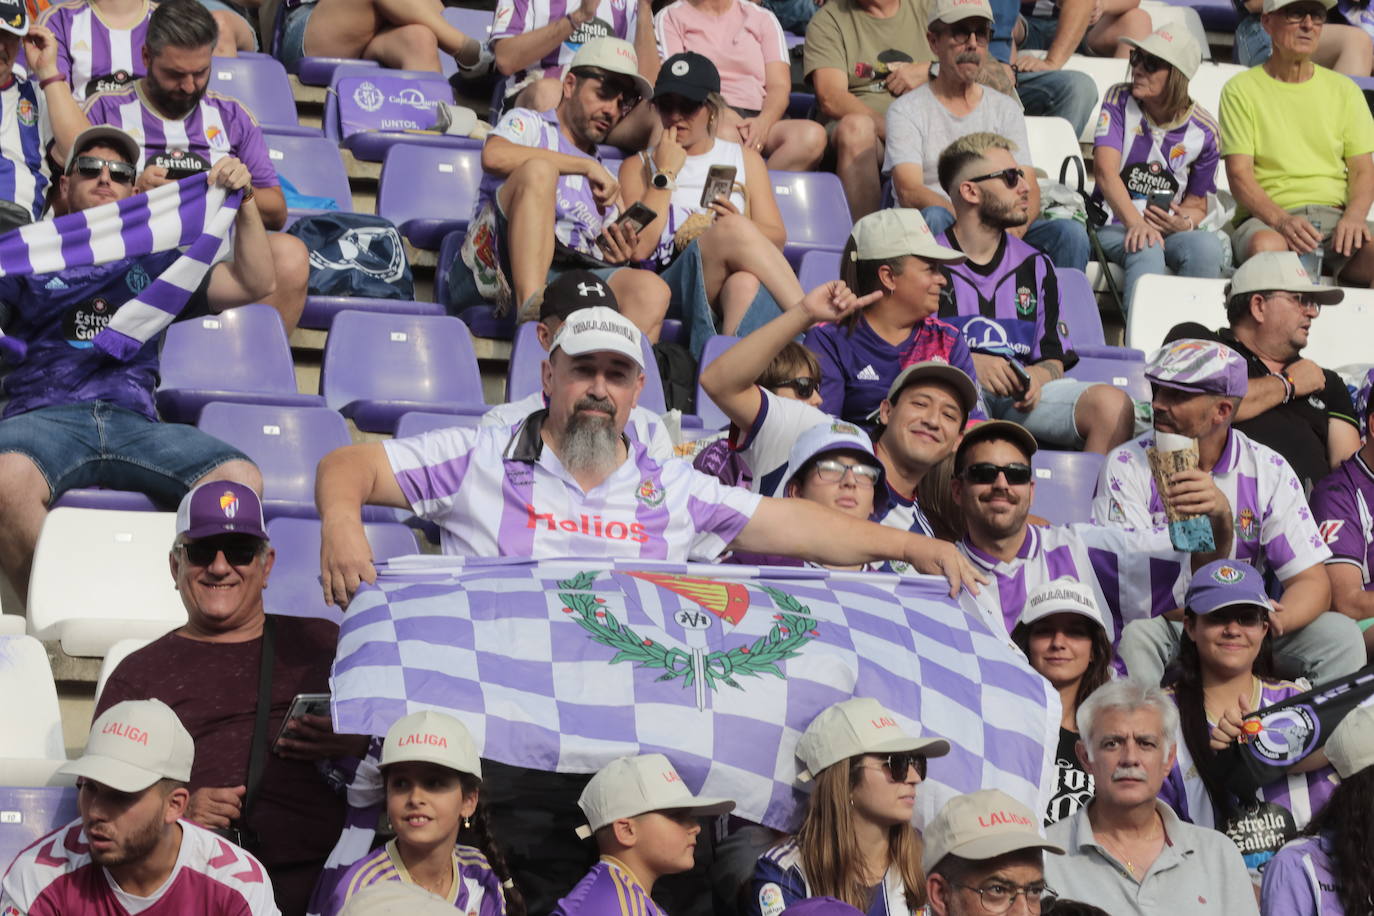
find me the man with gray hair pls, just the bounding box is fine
[1044,679,1256,914]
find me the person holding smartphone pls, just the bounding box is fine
[1092,26,1226,313]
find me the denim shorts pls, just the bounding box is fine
[278,2,315,70]
[984,377,1093,449]
[1018,14,1094,55]
[0,401,249,505]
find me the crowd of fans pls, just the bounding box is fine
[1,0,1374,913]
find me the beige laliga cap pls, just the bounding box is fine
[1325,704,1374,779]
[795,697,950,782]
[568,36,653,101]
[575,753,735,838]
[931,0,994,24]
[1230,251,1344,305]
[380,709,482,780]
[340,882,458,915]
[1119,25,1202,79]
[1262,0,1335,13]
[550,306,645,370]
[1017,577,1106,630]
[847,209,966,264]
[921,789,1064,873]
[59,699,194,792]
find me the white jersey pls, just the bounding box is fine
[0,817,280,915]
[383,409,760,562]
[482,393,675,462]
[0,77,52,221]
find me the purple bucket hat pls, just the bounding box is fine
[1146,339,1248,399]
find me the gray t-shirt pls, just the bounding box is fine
[882,83,1031,194]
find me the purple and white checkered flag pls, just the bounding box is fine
[0,175,241,362]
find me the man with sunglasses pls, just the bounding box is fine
[97,481,365,915]
[1095,333,1364,688]
[1221,0,1374,285]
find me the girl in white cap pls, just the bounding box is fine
[749,697,950,915]
[322,710,521,916]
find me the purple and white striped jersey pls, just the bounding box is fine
[1259,833,1343,916]
[0,76,51,220]
[1092,83,1221,224]
[957,522,1186,642]
[322,841,505,916]
[490,0,638,93]
[1310,451,1374,590]
[38,0,151,102]
[482,391,675,462]
[551,857,666,916]
[383,409,760,561]
[83,86,279,188]
[1093,428,1332,582]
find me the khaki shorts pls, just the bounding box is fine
[1231,204,1374,277]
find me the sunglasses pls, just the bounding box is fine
[654,94,705,118]
[180,537,262,567]
[966,167,1025,189]
[873,751,928,782]
[1128,50,1169,73]
[1280,5,1325,23]
[774,377,819,399]
[940,21,991,43]
[812,459,881,487]
[573,68,643,112]
[961,462,1033,485]
[71,155,136,185]
[1264,290,1323,315]
[1201,608,1269,628]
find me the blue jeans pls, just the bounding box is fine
[1234,14,1272,66]
[662,240,782,360]
[278,2,314,70]
[762,0,816,33]
[1017,69,1099,138]
[1095,224,1225,313]
[921,207,1090,271]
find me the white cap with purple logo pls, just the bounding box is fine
[175,481,268,541]
[1145,339,1249,399]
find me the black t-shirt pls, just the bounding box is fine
[1164,323,1358,492]
[1045,727,1094,826]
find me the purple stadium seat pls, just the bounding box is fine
[209,56,318,136]
[263,131,352,222]
[1068,355,1151,402]
[156,305,325,423]
[786,91,815,120]
[297,57,377,86]
[769,171,850,269]
[299,297,447,331]
[377,144,483,251]
[797,249,841,291]
[395,411,484,438]
[638,333,667,415]
[1030,449,1105,526]
[51,489,159,511]
[507,320,545,401]
[264,517,419,622]
[320,310,487,433]
[1055,267,1144,360]
[0,787,79,870]
[693,335,736,431]
[325,67,481,161]
[196,403,352,519]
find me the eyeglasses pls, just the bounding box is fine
[1280,5,1325,23]
[573,68,643,113]
[1264,290,1323,315]
[812,459,881,487]
[654,94,704,118]
[956,881,1058,915]
[774,377,819,399]
[961,462,1033,485]
[938,21,991,43]
[966,167,1025,189]
[71,155,137,185]
[1128,50,1169,73]
[865,751,928,782]
[180,538,262,567]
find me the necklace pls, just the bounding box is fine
[1095,818,1163,878]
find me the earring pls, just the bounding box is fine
[464,816,472,829]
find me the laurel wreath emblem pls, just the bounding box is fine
[556,571,819,691]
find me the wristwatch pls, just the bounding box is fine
[650,170,676,191]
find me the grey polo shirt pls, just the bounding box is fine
[1044,801,1258,916]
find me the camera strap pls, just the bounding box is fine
[242,614,276,825]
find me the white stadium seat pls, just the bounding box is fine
[1025,116,1085,182]
[0,635,70,786]
[1126,274,1228,353]
[95,638,154,706]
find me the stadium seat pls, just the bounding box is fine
[156,305,326,423]
[27,509,185,658]
[95,637,153,705]
[300,297,447,332]
[0,615,24,635]
[694,335,736,431]
[786,92,815,120]
[51,489,158,512]
[1306,286,1374,370]
[1030,450,1105,525]
[196,403,352,519]
[1061,55,1130,142]
[209,55,319,136]
[637,333,668,415]
[797,249,841,291]
[325,66,480,160]
[1055,267,1143,359]
[1124,274,1227,353]
[0,635,66,771]
[296,57,378,86]
[264,517,420,622]
[1186,63,1246,132]
[377,144,484,251]
[506,320,545,401]
[438,7,494,80]
[321,310,488,433]
[1024,117,1085,183]
[264,132,353,222]
[769,171,851,268]
[0,787,80,866]
[436,231,518,340]
[395,411,484,438]
[1068,356,1151,402]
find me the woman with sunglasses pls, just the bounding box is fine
[749,698,949,915]
[1091,26,1225,313]
[619,51,805,358]
[1160,560,1339,881]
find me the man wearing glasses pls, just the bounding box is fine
[450,36,672,335]
[1221,0,1374,284]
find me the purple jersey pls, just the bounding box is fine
[550,857,666,916]
[802,315,984,427]
[0,75,51,220]
[1260,833,1342,916]
[322,841,505,916]
[83,86,279,188]
[935,229,1068,364]
[1091,82,1221,224]
[490,0,638,93]
[38,0,151,102]
[1310,451,1374,590]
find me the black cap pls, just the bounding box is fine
[541,270,619,322]
[0,0,29,36]
[653,52,720,102]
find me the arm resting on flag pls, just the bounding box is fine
[317,443,412,608]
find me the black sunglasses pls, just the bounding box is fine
[962,462,1033,485]
[72,155,137,185]
[966,167,1025,189]
[774,377,819,399]
[1129,50,1169,73]
[881,751,928,782]
[180,537,262,567]
[654,94,705,117]
[940,21,991,43]
[573,67,643,111]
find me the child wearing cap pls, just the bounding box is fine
[750,697,950,915]
[552,753,734,916]
[323,711,520,916]
[1260,704,1374,915]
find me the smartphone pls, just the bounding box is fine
[1008,359,1032,391]
[273,692,331,751]
[1147,191,1173,212]
[700,165,737,209]
[615,201,657,235]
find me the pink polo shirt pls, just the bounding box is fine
[653,0,789,111]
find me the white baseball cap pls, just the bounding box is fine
[1119,25,1202,79]
[60,699,195,792]
[380,709,482,780]
[1263,0,1335,14]
[568,36,653,101]
[847,209,966,264]
[1325,704,1374,779]
[931,0,994,24]
[1230,251,1344,305]
[796,697,950,782]
[340,881,457,916]
[782,420,882,492]
[550,306,645,370]
[921,789,1064,872]
[1017,577,1106,630]
[575,753,735,838]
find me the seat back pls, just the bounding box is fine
[323,65,437,142]
[0,635,65,759]
[1030,450,1106,526]
[506,320,546,401]
[321,310,485,411]
[0,787,80,866]
[1024,116,1085,183]
[94,638,153,705]
[1306,286,1374,370]
[768,171,851,261]
[376,144,483,241]
[265,132,353,212]
[395,412,485,438]
[1124,275,1228,353]
[1055,267,1105,348]
[157,305,301,398]
[208,55,305,133]
[264,517,420,622]
[694,335,736,431]
[797,249,841,291]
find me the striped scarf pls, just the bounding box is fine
[0,175,242,363]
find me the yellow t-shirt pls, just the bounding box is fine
[802,0,933,122]
[1220,64,1374,220]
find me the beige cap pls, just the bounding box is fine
[550,306,645,370]
[1018,577,1106,630]
[1263,0,1335,14]
[796,698,950,782]
[380,709,482,779]
[59,699,194,792]
[339,882,458,916]
[931,0,994,24]
[848,209,965,264]
[568,36,653,101]
[1325,704,1374,779]
[575,753,735,838]
[1230,251,1344,305]
[921,789,1064,873]
[884,362,980,418]
[1120,25,1202,80]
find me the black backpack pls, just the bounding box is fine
[653,340,697,413]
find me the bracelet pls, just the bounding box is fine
[241,185,255,203]
[1278,372,1295,404]
[38,75,64,90]
[565,12,580,29]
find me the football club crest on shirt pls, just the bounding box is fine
[1211,563,1244,584]
[1015,286,1036,318]
[16,98,36,127]
[636,478,665,507]
[125,264,151,294]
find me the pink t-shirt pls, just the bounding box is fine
[653,0,789,111]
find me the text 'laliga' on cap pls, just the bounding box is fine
[380,709,482,780]
[795,697,950,782]
[59,699,195,793]
[921,789,1063,873]
[575,753,734,838]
